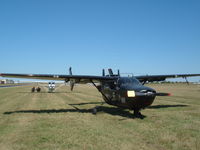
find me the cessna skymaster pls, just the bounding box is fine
[1,68,200,118]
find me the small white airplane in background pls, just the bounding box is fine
[48,82,55,93]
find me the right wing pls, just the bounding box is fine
[136,74,200,83]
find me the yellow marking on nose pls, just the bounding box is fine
[127,91,136,97]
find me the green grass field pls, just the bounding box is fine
[0,83,199,150]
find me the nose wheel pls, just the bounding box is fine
[133,109,146,119]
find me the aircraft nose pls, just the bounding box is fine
[121,84,156,97]
[134,86,156,97]
[125,87,156,108]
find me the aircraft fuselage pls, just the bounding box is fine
[100,77,156,112]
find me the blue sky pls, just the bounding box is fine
[0,0,200,81]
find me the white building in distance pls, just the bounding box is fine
[0,79,15,84]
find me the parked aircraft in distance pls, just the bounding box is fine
[48,82,55,93]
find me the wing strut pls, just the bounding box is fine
[184,77,189,85]
[142,80,148,85]
[90,80,110,104]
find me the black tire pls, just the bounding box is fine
[92,108,97,115]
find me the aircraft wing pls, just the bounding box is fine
[0,73,115,83]
[136,74,200,83]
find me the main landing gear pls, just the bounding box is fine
[92,107,97,115]
[92,103,104,115]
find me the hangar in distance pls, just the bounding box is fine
[1,67,200,119]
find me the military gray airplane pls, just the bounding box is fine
[1,68,200,118]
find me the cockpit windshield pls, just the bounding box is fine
[118,77,141,86]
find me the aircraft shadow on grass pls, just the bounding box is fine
[3,107,135,119]
[3,102,188,119]
[3,105,134,119]
[147,104,188,109]
[69,102,188,110]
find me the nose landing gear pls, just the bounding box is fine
[133,109,146,119]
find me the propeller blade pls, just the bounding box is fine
[135,92,171,97]
[155,93,171,96]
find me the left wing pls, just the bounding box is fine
[136,74,200,83]
[0,73,115,84]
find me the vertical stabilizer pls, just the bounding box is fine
[118,69,120,76]
[102,69,105,76]
[69,67,72,75]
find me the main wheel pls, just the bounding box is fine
[92,108,97,115]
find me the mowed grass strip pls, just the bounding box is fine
[0,83,199,150]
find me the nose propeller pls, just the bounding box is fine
[133,91,171,97]
[155,92,171,96]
